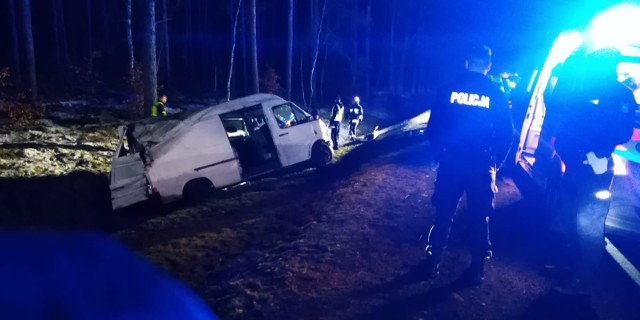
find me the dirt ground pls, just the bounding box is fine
[2,108,640,319]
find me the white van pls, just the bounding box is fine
[516,4,640,236]
[109,93,333,210]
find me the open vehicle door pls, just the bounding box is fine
[110,126,150,210]
[270,103,318,166]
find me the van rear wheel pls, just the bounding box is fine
[183,178,213,204]
[311,142,333,167]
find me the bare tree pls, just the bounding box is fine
[319,42,329,99]
[309,0,327,108]
[8,0,22,86]
[388,2,396,93]
[398,18,410,94]
[299,48,306,107]
[143,0,158,116]
[352,0,359,90]
[365,0,371,98]
[249,0,259,93]
[19,0,37,103]
[126,0,135,83]
[87,0,94,73]
[160,0,172,92]
[184,0,193,80]
[286,0,293,100]
[241,6,249,95]
[53,0,70,72]
[227,0,244,101]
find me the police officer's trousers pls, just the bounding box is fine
[551,158,614,287]
[330,121,341,149]
[427,161,496,263]
[348,120,359,137]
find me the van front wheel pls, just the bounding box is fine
[183,178,213,204]
[311,142,333,167]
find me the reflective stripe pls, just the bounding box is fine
[450,91,491,108]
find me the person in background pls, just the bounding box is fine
[544,48,637,296]
[151,94,168,117]
[424,45,513,285]
[348,96,364,139]
[330,96,345,150]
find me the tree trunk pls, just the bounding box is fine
[214,63,218,96]
[161,0,172,92]
[365,0,371,99]
[126,0,134,83]
[198,0,207,88]
[388,2,396,94]
[286,0,293,100]
[101,0,112,53]
[300,49,306,108]
[398,22,410,95]
[184,0,193,81]
[8,0,22,86]
[87,0,94,73]
[352,0,359,91]
[249,0,259,93]
[241,7,248,96]
[143,0,158,116]
[319,45,328,100]
[227,0,244,101]
[309,0,316,37]
[309,0,327,108]
[19,0,37,103]
[53,0,70,72]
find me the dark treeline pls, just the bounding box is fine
[0,0,610,112]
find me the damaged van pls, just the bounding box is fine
[109,93,333,210]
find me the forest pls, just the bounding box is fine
[0,0,608,118]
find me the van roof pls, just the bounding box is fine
[129,93,286,147]
[191,93,285,119]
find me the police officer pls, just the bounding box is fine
[348,96,364,139]
[546,48,636,296]
[151,94,168,117]
[330,96,345,150]
[425,45,513,284]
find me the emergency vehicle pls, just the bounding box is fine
[516,3,640,236]
[109,93,333,210]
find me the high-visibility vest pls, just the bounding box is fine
[151,102,167,117]
[331,104,344,122]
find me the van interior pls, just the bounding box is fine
[221,105,281,179]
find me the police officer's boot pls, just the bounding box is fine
[465,250,492,285]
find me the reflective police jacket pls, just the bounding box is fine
[427,72,514,168]
[151,101,167,117]
[331,102,344,122]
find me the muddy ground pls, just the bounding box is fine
[1,107,639,319]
